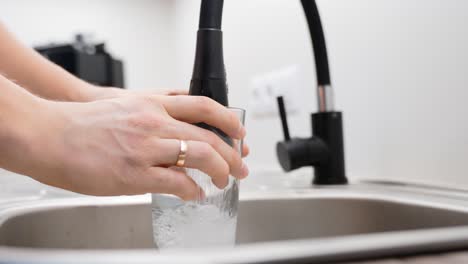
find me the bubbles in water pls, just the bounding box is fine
[151,169,240,249]
[152,199,237,249]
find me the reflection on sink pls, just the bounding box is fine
[1,193,468,249]
[237,197,468,244]
[0,203,154,249]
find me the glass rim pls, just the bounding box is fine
[227,107,246,114]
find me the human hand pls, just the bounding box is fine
[25,95,248,199]
[83,85,250,157]
[83,85,188,101]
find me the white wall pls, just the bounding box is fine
[1,0,468,190]
[0,0,176,89]
[172,0,468,188]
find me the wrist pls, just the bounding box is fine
[78,83,125,102]
[6,97,71,184]
[69,81,100,102]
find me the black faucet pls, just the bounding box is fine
[189,0,228,107]
[193,0,347,185]
[189,0,232,144]
[276,0,347,185]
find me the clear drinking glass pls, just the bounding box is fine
[151,108,245,249]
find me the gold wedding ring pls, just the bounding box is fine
[175,140,188,167]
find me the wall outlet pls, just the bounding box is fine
[249,65,302,118]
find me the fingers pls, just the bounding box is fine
[165,90,188,96]
[148,139,231,189]
[167,120,247,180]
[242,143,250,157]
[159,96,245,140]
[139,167,202,201]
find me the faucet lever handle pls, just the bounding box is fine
[277,96,291,141]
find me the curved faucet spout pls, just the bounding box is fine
[301,0,335,112]
[199,0,224,30]
[196,0,335,112]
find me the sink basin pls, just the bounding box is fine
[1,194,467,249]
[2,182,468,263]
[0,202,154,249]
[237,196,468,244]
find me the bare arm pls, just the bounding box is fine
[0,23,97,102]
[0,74,48,175]
[0,74,247,198]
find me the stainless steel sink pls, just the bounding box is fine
[2,182,468,263]
[0,202,154,249]
[1,194,468,249]
[237,196,468,244]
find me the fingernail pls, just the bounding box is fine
[213,178,229,190]
[238,125,246,138]
[181,193,195,202]
[241,162,249,178]
[197,188,206,200]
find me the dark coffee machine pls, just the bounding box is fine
[36,34,124,88]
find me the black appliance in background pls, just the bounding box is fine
[35,34,125,88]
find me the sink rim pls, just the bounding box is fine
[2,184,468,228]
[3,181,468,263]
[2,222,468,264]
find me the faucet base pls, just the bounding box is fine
[312,111,347,185]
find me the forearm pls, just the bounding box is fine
[0,74,50,177]
[0,23,95,102]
